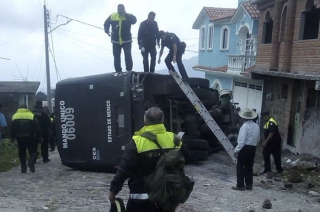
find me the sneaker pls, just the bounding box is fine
[231,186,245,191]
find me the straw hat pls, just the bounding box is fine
[238,108,257,120]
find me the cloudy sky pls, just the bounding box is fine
[0,0,238,92]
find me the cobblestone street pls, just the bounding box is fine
[0,151,319,212]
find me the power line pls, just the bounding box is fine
[55,31,113,65]
[55,30,112,51]
[57,28,108,40]
[57,14,104,30]
[0,26,43,46]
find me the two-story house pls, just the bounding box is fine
[192,0,264,116]
[251,0,320,156]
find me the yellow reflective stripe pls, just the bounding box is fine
[264,117,277,129]
[115,200,121,211]
[133,132,181,153]
[110,13,127,45]
[12,109,34,121]
[269,118,277,125]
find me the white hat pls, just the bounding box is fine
[238,108,257,120]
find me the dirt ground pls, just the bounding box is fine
[0,149,320,212]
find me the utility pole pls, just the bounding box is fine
[44,4,52,112]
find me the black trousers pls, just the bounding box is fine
[263,145,283,172]
[49,132,56,151]
[113,42,133,72]
[141,46,157,72]
[237,145,256,188]
[165,49,188,79]
[126,199,158,212]
[37,132,49,161]
[17,137,37,169]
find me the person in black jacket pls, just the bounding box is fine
[138,11,160,73]
[32,100,51,163]
[260,111,283,175]
[108,107,190,212]
[104,4,137,73]
[157,30,188,80]
[11,104,42,173]
[49,106,56,152]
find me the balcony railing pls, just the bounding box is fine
[227,55,256,73]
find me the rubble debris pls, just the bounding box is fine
[290,159,300,166]
[283,181,293,189]
[266,172,273,179]
[273,177,281,182]
[309,191,320,197]
[307,182,315,189]
[262,199,272,209]
[288,170,302,183]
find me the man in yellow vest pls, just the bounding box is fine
[260,111,283,174]
[10,104,43,173]
[104,4,137,73]
[108,107,189,212]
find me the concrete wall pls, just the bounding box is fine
[300,107,320,156]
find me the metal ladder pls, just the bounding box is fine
[169,70,237,163]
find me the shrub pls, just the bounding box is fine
[0,139,20,172]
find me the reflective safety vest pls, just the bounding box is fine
[132,124,181,153]
[264,117,277,129]
[12,108,34,121]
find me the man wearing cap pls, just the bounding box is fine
[32,100,52,163]
[260,111,283,174]
[232,108,260,191]
[157,30,188,80]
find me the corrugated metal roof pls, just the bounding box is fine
[0,81,40,93]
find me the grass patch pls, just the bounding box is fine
[0,139,20,172]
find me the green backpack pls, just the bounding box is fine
[140,132,195,211]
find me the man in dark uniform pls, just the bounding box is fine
[157,30,188,80]
[104,4,137,73]
[10,104,42,173]
[138,11,160,73]
[32,100,51,163]
[260,111,283,174]
[108,107,190,212]
[49,106,56,152]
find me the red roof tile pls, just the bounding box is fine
[242,2,260,19]
[193,65,228,72]
[203,7,236,21]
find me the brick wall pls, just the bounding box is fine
[256,8,274,71]
[256,0,320,74]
